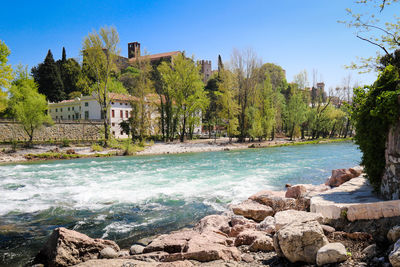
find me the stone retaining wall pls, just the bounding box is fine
[381,121,400,200]
[0,120,103,142]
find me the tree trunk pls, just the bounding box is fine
[180,114,186,142]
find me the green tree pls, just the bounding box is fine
[217,69,239,142]
[80,26,120,146]
[158,53,208,142]
[0,40,13,90]
[57,48,82,98]
[31,49,65,102]
[9,66,52,146]
[287,91,307,140]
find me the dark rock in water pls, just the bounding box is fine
[34,227,120,266]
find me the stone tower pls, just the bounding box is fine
[199,60,212,84]
[128,42,141,59]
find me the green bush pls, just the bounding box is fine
[352,65,400,191]
[62,139,70,147]
[91,143,103,152]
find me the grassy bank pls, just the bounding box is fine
[248,138,353,149]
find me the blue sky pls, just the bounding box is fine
[0,0,397,90]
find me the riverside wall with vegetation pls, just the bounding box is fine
[0,120,103,142]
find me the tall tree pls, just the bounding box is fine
[57,48,82,98]
[231,48,261,142]
[31,50,65,102]
[80,26,120,146]
[9,66,52,146]
[287,91,307,140]
[0,40,13,113]
[158,53,208,142]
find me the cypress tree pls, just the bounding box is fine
[32,49,65,102]
[61,47,67,63]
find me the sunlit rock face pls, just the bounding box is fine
[381,122,400,200]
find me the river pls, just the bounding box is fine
[0,142,361,266]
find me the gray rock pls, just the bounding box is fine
[316,242,347,266]
[390,240,400,267]
[274,220,328,263]
[362,244,377,259]
[99,247,118,259]
[129,244,145,255]
[388,225,400,243]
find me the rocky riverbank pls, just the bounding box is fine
[30,166,400,267]
[0,137,351,164]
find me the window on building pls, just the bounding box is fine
[68,115,70,119]
[56,116,58,119]
[72,107,74,111]
[112,131,115,136]
[120,103,122,105]
[68,107,70,111]
[120,110,123,118]
[85,111,89,120]
[60,108,63,112]
[120,131,123,135]
[112,123,115,126]
[72,115,74,120]
[112,110,115,118]
[85,102,88,107]
[112,102,114,105]
[61,116,63,119]
[56,108,58,112]
[125,111,128,118]
[125,103,128,106]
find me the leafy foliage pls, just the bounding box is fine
[352,64,400,190]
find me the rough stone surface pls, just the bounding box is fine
[248,235,274,252]
[274,210,324,230]
[362,244,377,259]
[231,199,273,222]
[193,214,230,235]
[316,242,347,266]
[382,122,400,200]
[143,230,195,254]
[229,216,256,237]
[321,224,336,235]
[34,227,120,267]
[130,244,145,255]
[99,247,118,259]
[273,220,329,264]
[311,177,400,221]
[388,225,400,243]
[390,239,400,267]
[256,216,275,234]
[0,121,102,142]
[234,229,265,246]
[249,190,297,213]
[285,185,307,199]
[326,167,362,187]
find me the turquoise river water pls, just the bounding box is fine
[0,142,361,266]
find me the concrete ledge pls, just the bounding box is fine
[310,177,400,221]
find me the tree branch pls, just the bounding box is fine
[356,34,390,55]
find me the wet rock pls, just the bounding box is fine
[390,239,400,267]
[130,244,145,255]
[362,244,377,259]
[256,216,275,234]
[273,220,328,264]
[193,214,230,235]
[316,242,347,266]
[34,227,120,267]
[231,199,273,222]
[274,210,324,230]
[100,247,118,259]
[388,225,400,243]
[249,190,296,213]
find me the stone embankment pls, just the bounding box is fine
[33,166,400,266]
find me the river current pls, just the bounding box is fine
[0,142,361,266]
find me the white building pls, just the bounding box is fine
[48,93,136,139]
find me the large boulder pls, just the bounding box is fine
[231,199,273,222]
[326,167,363,187]
[388,225,400,243]
[390,239,400,267]
[273,220,329,264]
[34,227,120,267]
[229,215,256,237]
[249,190,296,213]
[143,229,195,254]
[274,210,324,230]
[248,235,274,252]
[285,185,307,199]
[316,243,347,266]
[256,216,276,234]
